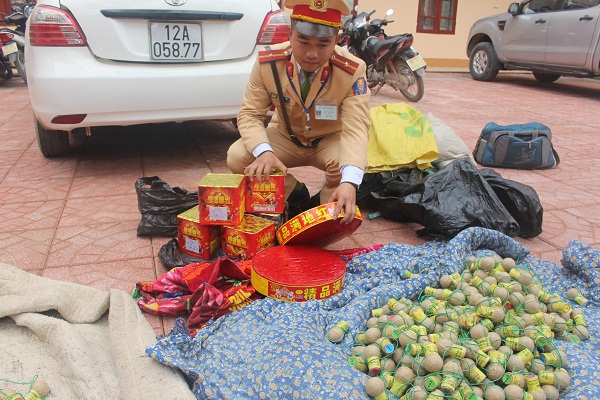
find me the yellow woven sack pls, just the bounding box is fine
[367,103,439,172]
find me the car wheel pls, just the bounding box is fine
[533,72,560,83]
[34,115,71,157]
[469,42,499,82]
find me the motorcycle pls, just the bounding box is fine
[0,41,13,81]
[0,11,27,83]
[11,0,35,18]
[339,8,426,102]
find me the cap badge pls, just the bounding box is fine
[310,0,328,12]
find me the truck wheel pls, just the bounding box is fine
[533,72,560,83]
[34,115,71,157]
[470,42,499,82]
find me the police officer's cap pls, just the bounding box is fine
[285,0,351,38]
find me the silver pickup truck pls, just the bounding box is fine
[466,0,600,82]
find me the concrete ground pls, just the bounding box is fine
[1,71,599,335]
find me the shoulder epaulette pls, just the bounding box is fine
[258,49,290,63]
[329,54,360,74]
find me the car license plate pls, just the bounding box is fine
[150,22,202,61]
[2,42,18,56]
[406,54,426,71]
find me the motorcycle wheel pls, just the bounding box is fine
[393,60,424,102]
[0,63,13,80]
[15,49,26,83]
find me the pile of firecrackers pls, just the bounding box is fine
[327,256,590,400]
[177,172,286,261]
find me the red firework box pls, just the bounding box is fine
[198,173,245,226]
[251,245,346,302]
[276,203,362,247]
[245,171,285,213]
[249,201,289,232]
[221,214,276,261]
[176,206,221,259]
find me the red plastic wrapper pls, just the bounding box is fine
[134,257,262,334]
[251,245,346,302]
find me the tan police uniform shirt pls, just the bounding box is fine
[236,42,371,172]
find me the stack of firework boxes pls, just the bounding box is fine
[176,173,286,261]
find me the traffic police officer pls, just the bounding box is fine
[227,0,370,223]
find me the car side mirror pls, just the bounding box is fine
[508,3,520,15]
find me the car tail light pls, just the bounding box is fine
[51,114,87,124]
[29,5,87,46]
[257,10,290,45]
[0,33,13,42]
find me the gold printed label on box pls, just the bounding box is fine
[226,232,247,250]
[199,173,244,188]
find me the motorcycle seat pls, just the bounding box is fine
[370,33,412,55]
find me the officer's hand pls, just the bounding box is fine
[244,151,287,183]
[328,182,357,224]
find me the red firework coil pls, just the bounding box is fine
[251,245,346,302]
[276,203,362,247]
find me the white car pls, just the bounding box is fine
[25,0,290,157]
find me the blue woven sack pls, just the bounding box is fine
[473,122,559,169]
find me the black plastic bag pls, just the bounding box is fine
[479,168,543,238]
[158,238,227,270]
[358,169,425,209]
[158,238,204,270]
[371,158,520,238]
[135,176,198,237]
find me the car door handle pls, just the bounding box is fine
[580,15,594,21]
[535,19,547,24]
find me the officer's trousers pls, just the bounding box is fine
[227,126,342,204]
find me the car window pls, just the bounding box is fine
[562,0,600,10]
[522,0,561,13]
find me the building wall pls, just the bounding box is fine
[356,0,515,67]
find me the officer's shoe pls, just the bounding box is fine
[287,183,311,218]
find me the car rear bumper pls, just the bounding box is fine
[26,47,257,131]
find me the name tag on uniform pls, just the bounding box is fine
[315,99,338,121]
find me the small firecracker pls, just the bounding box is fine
[198,173,245,226]
[245,171,285,213]
[221,214,276,261]
[177,206,221,259]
